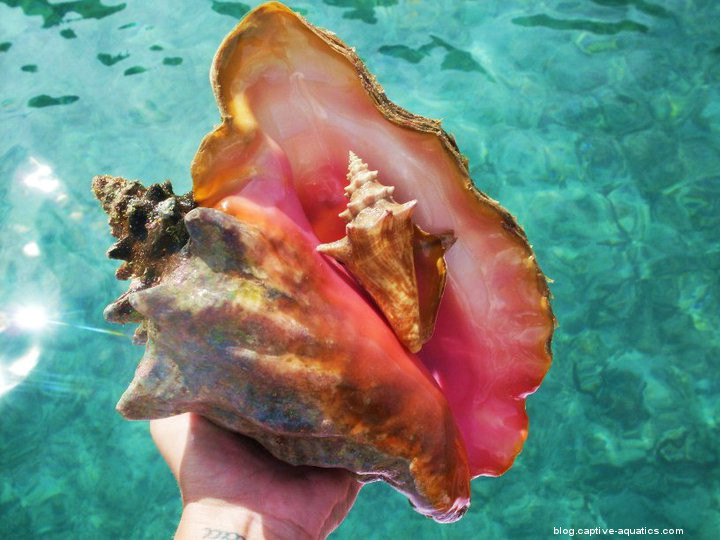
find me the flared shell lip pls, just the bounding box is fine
[191,0,556,477]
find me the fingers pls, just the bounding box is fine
[150,412,362,535]
[150,413,194,478]
[318,473,362,538]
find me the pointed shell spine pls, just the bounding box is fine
[318,152,424,352]
[92,175,196,323]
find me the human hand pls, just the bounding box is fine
[150,413,361,540]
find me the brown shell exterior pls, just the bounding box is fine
[108,201,470,522]
[92,175,196,342]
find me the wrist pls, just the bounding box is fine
[176,499,316,540]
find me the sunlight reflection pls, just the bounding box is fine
[0,345,43,397]
[49,320,128,337]
[23,157,61,193]
[6,304,129,337]
[0,371,14,396]
[8,345,41,377]
[22,242,41,257]
[13,305,49,331]
[0,302,130,398]
[0,306,48,397]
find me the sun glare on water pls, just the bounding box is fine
[0,304,128,397]
[23,158,61,194]
[12,304,49,331]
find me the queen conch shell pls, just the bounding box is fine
[93,0,556,527]
[317,152,454,353]
[93,181,470,522]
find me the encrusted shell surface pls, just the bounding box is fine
[318,152,453,352]
[91,175,195,342]
[96,190,470,522]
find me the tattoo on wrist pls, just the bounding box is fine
[201,527,245,540]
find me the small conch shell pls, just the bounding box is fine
[317,152,454,352]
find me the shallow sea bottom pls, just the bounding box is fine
[0,0,718,538]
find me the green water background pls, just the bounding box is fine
[1,0,718,538]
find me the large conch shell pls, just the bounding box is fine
[317,152,454,352]
[95,179,470,521]
[94,0,555,526]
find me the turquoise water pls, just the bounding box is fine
[1,0,718,538]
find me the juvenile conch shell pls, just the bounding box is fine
[317,152,454,352]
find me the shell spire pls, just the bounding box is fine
[92,175,196,343]
[339,152,401,221]
[318,152,454,353]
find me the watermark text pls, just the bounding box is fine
[553,527,683,536]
